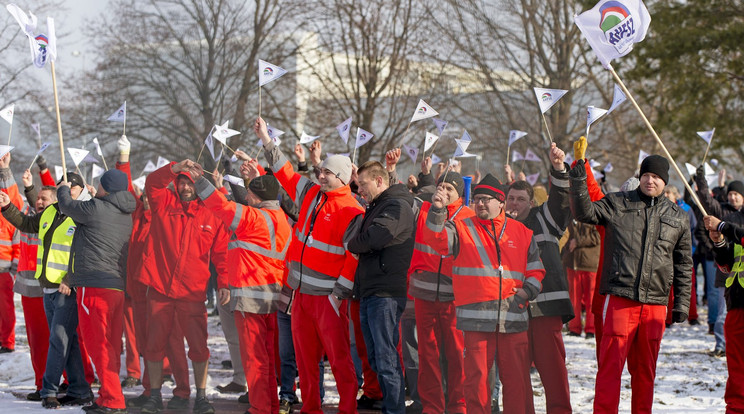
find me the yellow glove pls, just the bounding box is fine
[573,136,587,161]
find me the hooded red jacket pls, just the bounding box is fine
[140,163,229,302]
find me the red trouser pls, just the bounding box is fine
[0,274,15,349]
[725,308,744,413]
[123,296,141,379]
[528,315,571,413]
[567,269,596,335]
[235,311,279,414]
[77,326,96,385]
[350,299,383,400]
[132,296,189,398]
[291,292,357,414]
[594,295,666,414]
[77,287,126,409]
[22,295,50,390]
[463,330,533,414]
[146,289,209,363]
[414,299,465,414]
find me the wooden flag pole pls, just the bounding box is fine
[196,144,206,164]
[101,152,109,171]
[506,144,511,166]
[259,86,262,119]
[701,139,713,166]
[28,154,39,171]
[6,122,12,146]
[540,113,554,146]
[608,64,707,216]
[50,61,67,182]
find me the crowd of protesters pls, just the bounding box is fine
[0,118,742,414]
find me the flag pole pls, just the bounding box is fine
[540,113,554,146]
[28,155,39,171]
[607,64,707,216]
[123,101,127,136]
[259,86,262,119]
[506,144,511,166]
[6,123,12,146]
[50,61,67,182]
[701,139,713,165]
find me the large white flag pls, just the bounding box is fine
[524,148,541,162]
[355,128,374,148]
[258,59,287,86]
[432,118,448,135]
[586,105,609,134]
[213,121,240,144]
[6,4,56,68]
[67,148,89,167]
[697,128,715,145]
[574,0,652,69]
[92,164,105,179]
[512,151,524,162]
[107,102,126,122]
[508,130,528,146]
[92,137,104,157]
[299,131,320,145]
[0,105,14,124]
[410,99,439,123]
[143,160,157,173]
[424,132,439,152]
[534,88,568,113]
[403,144,419,163]
[46,17,56,63]
[607,84,627,114]
[336,117,352,144]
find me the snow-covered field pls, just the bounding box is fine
[0,294,729,413]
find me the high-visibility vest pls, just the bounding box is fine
[34,205,75,284]
[725,244,744,289]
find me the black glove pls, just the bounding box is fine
[513,294,528,310]
[568,159,586,180]
[672,310,688,323]
[36,155,47,171]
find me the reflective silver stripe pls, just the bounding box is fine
[230,204,244,232]
[414,242,440,256]
[290,269,336,289]
[0,239,12,246]
[533,291,570,302]
[0,177,16,189]
[272,153,290,176]
[295,232,345,256]
[526,260,543,271]
[15,276,41,287]
[231,288,281,301]
[294,176,313,206]
[198,182,216,200]
[539,204,561,235]
[550,175,569,188]
[336,275,353,290]
[299,194,321,236]
[533,233,558,245]
[457,308,526,322]
[464,221,494,268]
[228,240,287,260]
[258,209,276,252]
[50,243,72,252]
[525,277,542,291]
[45,261,68,271]
[0,259,12,267]
[411,278,453,293]
[426,219,444,233]
[452,266,524,281]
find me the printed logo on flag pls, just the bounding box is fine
[600,1,636,53]
[541,93,552,102]
[263,67,273,77]
[417,107,427,115]
[34,34,49,68]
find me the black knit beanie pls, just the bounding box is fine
[639,155,669,184]
[437,172,465,197]
[728,180,744,197]
[473,173,505,202]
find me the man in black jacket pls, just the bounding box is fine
[570,154,692,414]
[58,169,136,414]
[349,160,415,414]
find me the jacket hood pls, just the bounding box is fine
[102,191,137,214]
[376,183,414,207]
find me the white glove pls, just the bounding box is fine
[118,134,131,155]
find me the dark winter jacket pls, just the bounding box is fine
[570,165,693,316]
[522,165,574,322]
[348,183,415,298]
[57,187,136,290]
[712,221,744,311]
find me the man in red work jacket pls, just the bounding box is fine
[255,117,364,414]
[408,171,473,413]
[139,160,230,414]
[422,173,545,414]
[0,151,22,353]
[194,159,290,414]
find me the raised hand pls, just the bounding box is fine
[549,142,566,171]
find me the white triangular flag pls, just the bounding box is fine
[132,176,147,190]
[91,164,105,179]
[704,162,715,176]
[67,148,89,167]
[430,154,442,164]
[534,88,568,113]
[564,152,575,165]
[213,121,240,144]
[156,156,169,169]
[37,142,50,155]
[230,151,239,163]
[224,175,245,187]
[574,0,652,70]
[512,151,524,162]
[107,102,126,122]
[54,165,63,181]
[424,132,439,152]
[432,118,448,135]
[256,135,282,147]
[525,172,540,186]
[410,99,439,123]
[266,124,284,140]
[83,153,99,164]
[607,84,627,114]
[592,169,605,180]
[508,130,528,146]
[638,149,649,165]
[603,162,613,173]
[685,163,697,178]
[586,106,608,134]
[258,59,287,86]
[143,160,157,173]
[205,133,216,161]
[454,138,471,153]
[524,148,541,162]
[454,146,477,158]
[460,130,472,143]
[403,144,419,163]
[0,145,12,159]
[697,128,715,145]
[299,131,320,145]
[355,128,374,148]
[31,123,40,135]
[336,117,352,144]
[589,159,601,169]
[92,137,104,157]
[0,105,14,124]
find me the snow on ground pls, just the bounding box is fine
[0,294,729,413]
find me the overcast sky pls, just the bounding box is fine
[59,0,110,67]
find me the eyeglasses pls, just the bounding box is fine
[472,196,495,205]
